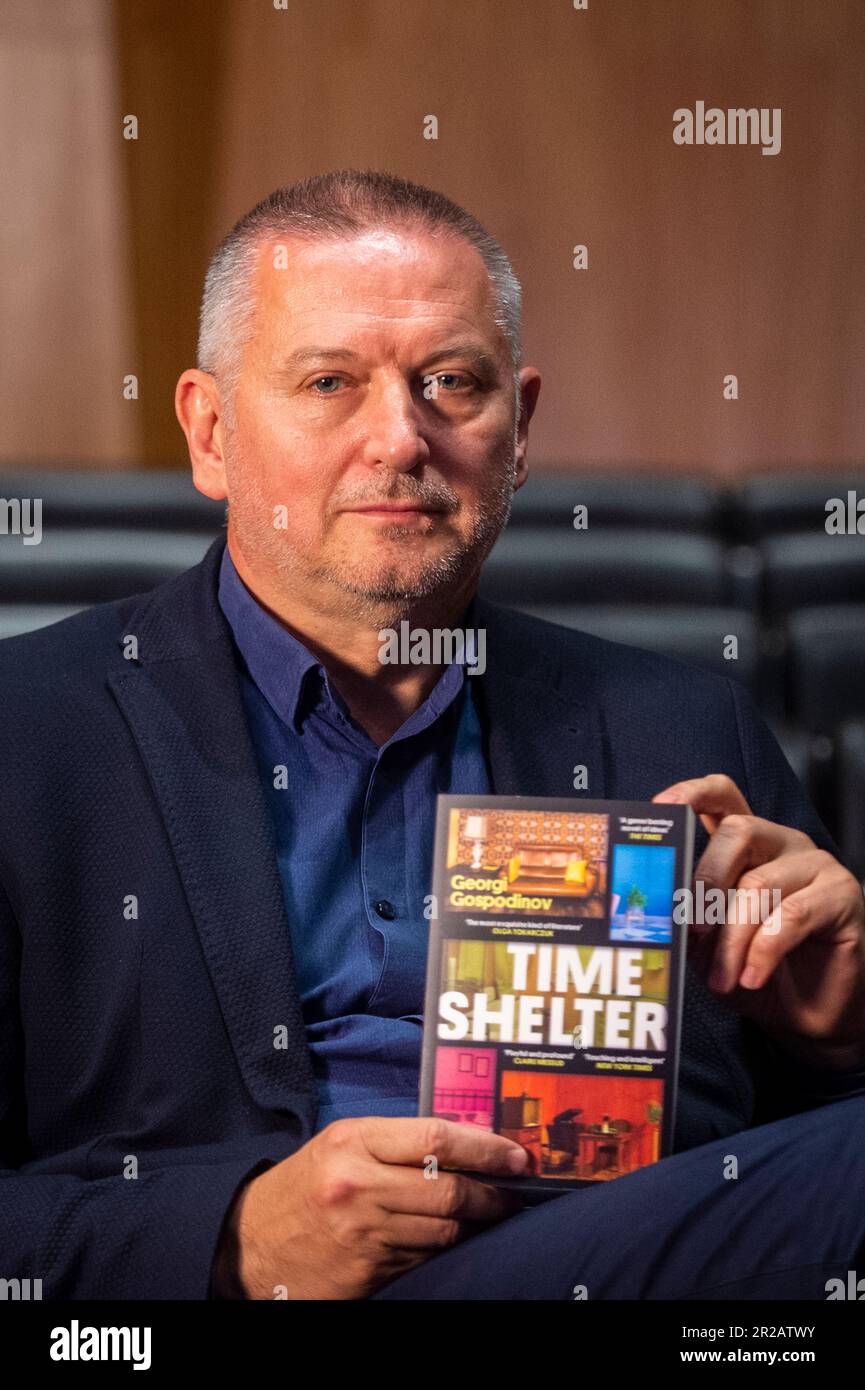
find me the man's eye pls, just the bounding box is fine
[306,372,473,396]
[431,373,472,391]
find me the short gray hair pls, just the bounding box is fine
[196,168,523,428]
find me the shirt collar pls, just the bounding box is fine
[217,543,477,739]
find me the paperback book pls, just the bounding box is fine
[419,794,694,1193]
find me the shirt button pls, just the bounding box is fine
[374,899,397,920]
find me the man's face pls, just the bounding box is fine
[213,225,533,621]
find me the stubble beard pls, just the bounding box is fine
[224,433,519,626]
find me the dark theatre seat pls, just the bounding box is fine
[480,528,760,608]
[760,532,865,617]
[0,529,213,604]
[506,471,721,533]
[782,607,865,834]
[0,470,225,533]
[838,720,865,881]
[734,472,865,540]
[786,606,865,736]
[0,604,83,640]
[512,604,762,696]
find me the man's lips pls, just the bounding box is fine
[342,503,444,515]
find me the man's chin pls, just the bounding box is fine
[335,575,451,605]
[321,558,475,614]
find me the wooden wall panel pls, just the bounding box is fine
[0,0,138,466]
[4,0,864,474]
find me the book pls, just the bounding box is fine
[419,794,695,1194]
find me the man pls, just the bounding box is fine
[2,169,865,1301]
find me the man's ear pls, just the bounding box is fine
[175,369,228,501]
[514,367,541,491]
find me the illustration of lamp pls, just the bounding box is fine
[464,814,489,869]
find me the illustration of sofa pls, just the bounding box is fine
[505,845,606,898]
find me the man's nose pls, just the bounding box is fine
[361,377,429,472]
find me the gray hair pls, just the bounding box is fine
[196,168,523,429]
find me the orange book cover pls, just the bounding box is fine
[419,794,694,1194]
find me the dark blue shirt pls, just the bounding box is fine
[218,547,491,1130]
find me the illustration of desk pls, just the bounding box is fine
[578,1129,637,1175]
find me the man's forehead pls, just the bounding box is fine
[249,227,498,338]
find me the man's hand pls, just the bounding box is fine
[213,1116,529,1300]
[653,774,865,1070]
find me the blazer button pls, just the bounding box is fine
[374,899,396,920]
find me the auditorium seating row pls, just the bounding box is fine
[1,468,863,874]
[2,467,859,536]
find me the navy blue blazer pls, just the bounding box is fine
[0,536,861,1299]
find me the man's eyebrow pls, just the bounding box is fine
[419,344,501,376]
[275,344,502,375]
[277,347,363,369]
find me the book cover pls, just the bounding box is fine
[419,794,695,1194]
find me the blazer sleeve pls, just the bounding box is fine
[0,877,288,1300]
[726,678,865,1123]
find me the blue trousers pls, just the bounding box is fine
[372,1094,865,1299]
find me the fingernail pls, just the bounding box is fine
[739,965,762,989]
[507,1148,529,1172]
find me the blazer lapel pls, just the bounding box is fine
[472,596,608,801]
[107,539,316,1127]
